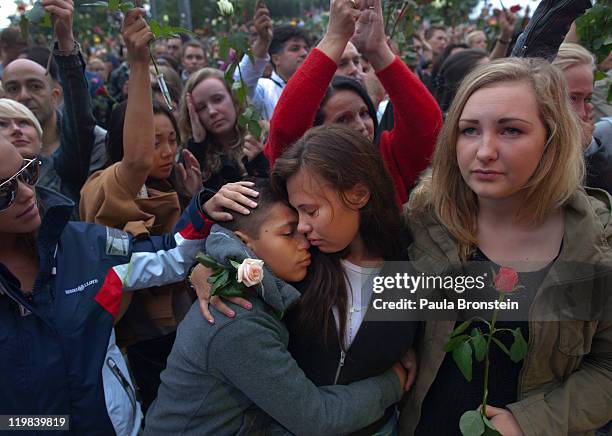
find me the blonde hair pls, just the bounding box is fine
[0,98,43,138]
[552,42,595,71]
[178,68,247,182]
[409,57,584,260]
[465,30,486,48]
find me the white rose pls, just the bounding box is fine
[237,258,264,287]
[217,0,234,17]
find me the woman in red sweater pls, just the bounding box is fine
[264,0,442,206]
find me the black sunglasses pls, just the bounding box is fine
[0,158,41,212]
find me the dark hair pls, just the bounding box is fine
[155,55,180,72]
[19,46,59,82]
[270,125,402,349]
[314,76,378,133]
[430,43,468,84]
[1,27,26,45]
[105,100,181,167]
[220,177,285,239]
[432,49,489,114]
[181,40,206,59]
[269,25,310,58]
[425,25,446,41]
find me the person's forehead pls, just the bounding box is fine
[284,37,307,48]
[262,202,298,226]
[185,46,204,55]
[3,60,47,83]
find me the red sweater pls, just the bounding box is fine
[264,48,442,207]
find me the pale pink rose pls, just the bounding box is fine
[237,258,264,287]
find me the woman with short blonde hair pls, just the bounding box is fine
[0,98,43,158]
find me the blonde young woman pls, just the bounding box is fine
[179,68,268,192]
[400,58,612,435]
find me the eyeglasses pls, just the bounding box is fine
[0,158,41,212]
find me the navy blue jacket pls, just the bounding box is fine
[0,187,211,435]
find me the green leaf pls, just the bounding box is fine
[149,19,163,38]
[483,416,502,436]
[219,36,230,61]
[196,253,222,269]
[509,328,528,363]
[491,337,511,356]
[459,410,485,436]
[108,0,119,12]
[452,340,473,382]
[607,83,612,104]
[19,15,29,42]
[470,328,487,362]
[224,62,237,85]
[211,269,230,294]
[443,334,469,352]
[237,113,249,127]
[233,81,247,105]
[118,2,134,13]
[451,318,473,337]
[230,260,242,270]
[40,11,52,27]
[595,70,606,81]
[248,121,262,140]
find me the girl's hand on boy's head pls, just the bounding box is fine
[203,181,259,221]
[186,93,207,143]
[400,348,418,391]
[175,149,202,198]
[191,264,252,324]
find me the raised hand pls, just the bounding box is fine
[175,149,203,198]
[352,0,394,70]
[252,0,273,59]
[42,0,74,51]
[186,92,207,143]
[243,134,265,161]
[317,0,362,63]
[122,8,154,66]
[499,10,517,40]
[327,0,361,43]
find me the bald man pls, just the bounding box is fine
[2,0,106,208]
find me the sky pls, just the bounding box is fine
[0,0,539,29]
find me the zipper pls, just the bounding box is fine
[333,350,346,385]
[106,357,138,416]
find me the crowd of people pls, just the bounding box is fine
[0,0,611,434]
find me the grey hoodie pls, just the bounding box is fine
[145,225,402,435]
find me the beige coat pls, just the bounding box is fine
[399,188,612,436]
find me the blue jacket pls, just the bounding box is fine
[0,187,211,435]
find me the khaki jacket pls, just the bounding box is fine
[399,188,612,436]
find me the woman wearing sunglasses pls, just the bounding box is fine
[0,100,228,435]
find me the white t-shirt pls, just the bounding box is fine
[333,259,382,348]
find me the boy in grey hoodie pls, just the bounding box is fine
[145,179,405,435]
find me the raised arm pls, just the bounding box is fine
[489,10,517,60]
[264,0,358,165]
[232,0,273,101]
[44,0,97,198]
[115,8,155,198]
[353,0,442,204]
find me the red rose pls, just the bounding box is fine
[17,4,26,13]
[510,4,521,13]
[95,86,107,97]
[494,267,519,293]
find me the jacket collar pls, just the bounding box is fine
[205,225,301,314]
[409,187,612,284]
